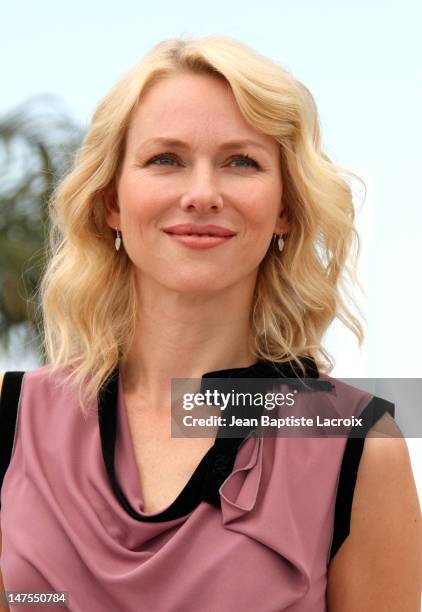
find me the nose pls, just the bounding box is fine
[179,164,224,213]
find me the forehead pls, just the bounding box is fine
[125,72,279,154]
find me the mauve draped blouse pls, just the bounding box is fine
[0,358,394,611]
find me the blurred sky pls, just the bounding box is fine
[1,0,422,496]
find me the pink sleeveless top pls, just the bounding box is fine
[0,360,394,611]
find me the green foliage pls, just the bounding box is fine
[0,94,84,362]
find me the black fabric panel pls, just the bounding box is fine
[98,366,218,522]
[0,371,25,510]
[329,395,396,562]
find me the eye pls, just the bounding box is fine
[147,152,179,166]
[229,154,260,169]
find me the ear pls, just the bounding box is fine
[102,184,121,230]
[274,208,290,235]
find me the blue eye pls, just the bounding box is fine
[148,153,178,166]
[230,154,259,168]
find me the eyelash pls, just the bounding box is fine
[146,152,260,169]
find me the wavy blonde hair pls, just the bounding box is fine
[38,34,365,416]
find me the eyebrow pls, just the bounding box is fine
[135,137,272,155]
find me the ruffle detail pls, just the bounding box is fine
[218,432,263,516]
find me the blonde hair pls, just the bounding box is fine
[38,34,365,416]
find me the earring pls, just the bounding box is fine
[115,229,121,252]
[274,233,285,252]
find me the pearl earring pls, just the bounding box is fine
[274,233,285,252]
[115,229,121,252]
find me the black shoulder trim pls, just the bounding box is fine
[329,395,395,562]
[0,371,25,510]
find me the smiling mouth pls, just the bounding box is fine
[165,232,232,237]
[164,231,234,249]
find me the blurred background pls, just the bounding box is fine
[1,0,421,500]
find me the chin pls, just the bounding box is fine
[161,271,232,295]
[168,279,227,295]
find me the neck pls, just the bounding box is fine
[120,275,258,407]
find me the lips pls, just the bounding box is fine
[163,224,236,237]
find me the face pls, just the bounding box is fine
[104,72,289,295]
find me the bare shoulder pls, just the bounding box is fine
[0,373,4,395]
[327,415,422,611]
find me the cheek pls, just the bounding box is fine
[118,180,165,229]
[238,201,280,260]
[239,180,281,221]
[241,198,279,237]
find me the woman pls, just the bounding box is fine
[0,35,421,611]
